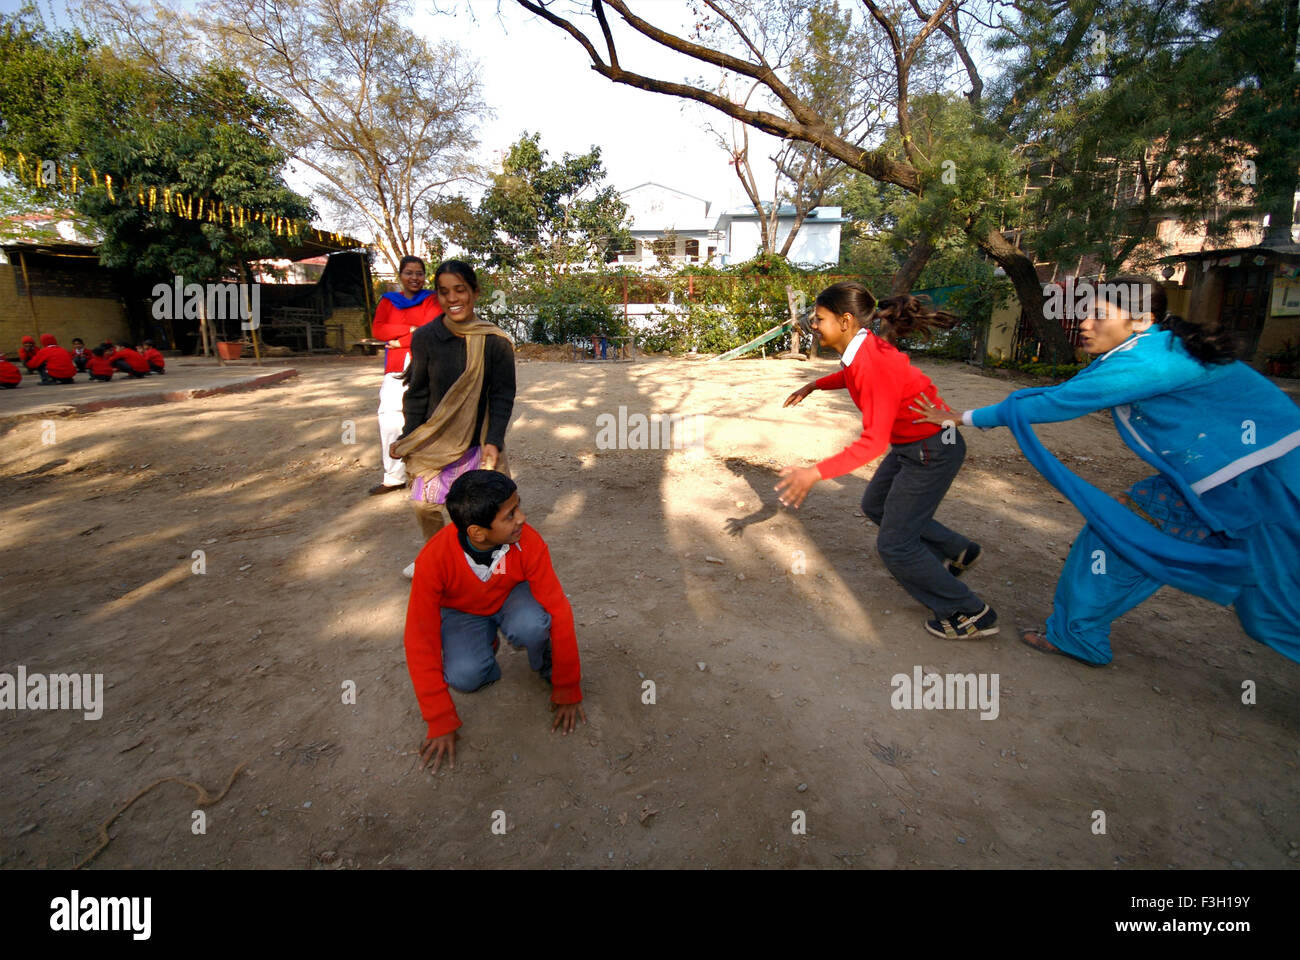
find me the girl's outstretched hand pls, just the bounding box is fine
[783,383,815,407]
[775,465,820,509]
[909,393,956,427]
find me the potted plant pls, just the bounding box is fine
[216,340,244,360]
[1265,339,1298,378]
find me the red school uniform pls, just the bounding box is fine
[86,354,115,378]
[142,347,166,371]
[813,328,947,479]
[26,335,78,379]
[403,522,582,739]
[0,355,21,386]
[111,347,151,373]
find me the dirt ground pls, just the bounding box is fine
[1,353,1296,870]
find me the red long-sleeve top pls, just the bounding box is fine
[0,358,21,385]
[26,341,77,379]
[813,330,945,479]
[142,347,166,370]
[403,522,582,738]
[111,347,150,373]
[86,354,115,377]
[372,295,442,374]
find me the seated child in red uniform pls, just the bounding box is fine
[0,353,21,388]
[17,335,38,369]
[403,470,586,773]
[108,344,150,378]
[141,340,166,374]
[25,334,77,384]
[70,338,89,373]
[17,336,38,368]
[86,346,115,382]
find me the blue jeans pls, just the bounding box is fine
[440,582,552,691]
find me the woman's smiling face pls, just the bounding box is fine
[436,271,478,322]
[399,261,426,296]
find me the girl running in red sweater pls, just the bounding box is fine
[776,282,996,640]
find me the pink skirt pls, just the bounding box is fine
[409,446,483,504]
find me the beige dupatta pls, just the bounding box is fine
[390,315,513,482]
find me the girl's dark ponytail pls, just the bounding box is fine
[874,295,960,345]
[1159,314,1238,365]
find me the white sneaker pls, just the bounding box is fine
[402,562,415,579]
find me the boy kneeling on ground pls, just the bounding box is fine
[403,469,585,772]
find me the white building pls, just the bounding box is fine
[615,182,720,266]
[713,203,847,268]
[614,184,845,269]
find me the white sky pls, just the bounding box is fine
[439,0,786,214]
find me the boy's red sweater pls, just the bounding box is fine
[372,296,441,374]
[112,347,150,373]
[86,355,115,377]
[813,330,945,479]
[143,347,166,369]
[0,359,20,385]
[403,522,582,738]
[26,344,77,379]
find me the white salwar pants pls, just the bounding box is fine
[378,369,408,486]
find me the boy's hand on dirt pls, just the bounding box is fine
[783,383,815,407]
[550,702,587,735]
[775,465,819,509]
[419,732,457,772]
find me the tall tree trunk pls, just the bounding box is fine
[781,283,806,359]
[974,226,1073,361]
[890,234,936,296]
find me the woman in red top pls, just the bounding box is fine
[776,281,997,640]
[370,255,443,495]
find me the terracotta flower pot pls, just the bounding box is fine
[216,341,244,360]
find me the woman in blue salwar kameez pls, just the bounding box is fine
[913,277,1300,665]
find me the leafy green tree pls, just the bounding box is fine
[1168,0,1299,245]
[89,0,489,274]
[440,131,631,272]
[1,6,315,346]
[0,4,97,206]
[991,0,1299,273]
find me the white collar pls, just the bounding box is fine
[841,328,870,367]
[463,541,516,582]
[1097,330,1149,362]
